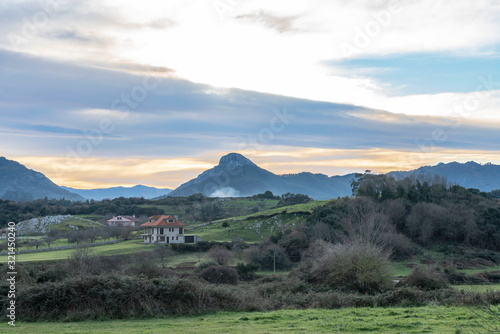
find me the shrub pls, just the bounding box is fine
[236,263,259,281]
[170,243,198,252]
[67,247,102,276]
[36,267,68,283]
[245,244,289,271]
[387,232,421,261]
[194,261,218,273]
[397,266,449,290]
[200,266,239,285]
[298,241,394,294]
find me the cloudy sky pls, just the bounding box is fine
[1,0,500,189]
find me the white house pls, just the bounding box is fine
[107,215,140,227]
[141,215,201,244]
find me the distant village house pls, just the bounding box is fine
[141,215,201,244]
[107,215,140,227]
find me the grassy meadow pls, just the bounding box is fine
[9,306,497,334]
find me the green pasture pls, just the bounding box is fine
[1,240,155,263]
[10,306,495,333]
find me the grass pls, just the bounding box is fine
[10,306,494,333]
[2,240,156,263]
[190,200,333,242]
[48,218,103,231]
[456,265,500,274]
[453,284,500,292]
[195,214,309,242]
[13,237,113,251]
[393,262,414,277]
[74,214,105,221]
[215,200,332,223]
[221,198,279,211]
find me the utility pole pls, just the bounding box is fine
[273,249,276,274]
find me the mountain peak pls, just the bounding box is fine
[218,153,256,168]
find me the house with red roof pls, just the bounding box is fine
[141,215,201,244]
[107,215,140,227]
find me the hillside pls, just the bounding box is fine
[0,157,84,202]
[16,215,102,234]
[189,200,330,242]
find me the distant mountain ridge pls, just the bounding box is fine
[168,154,500,200]
[388,161,500,192]
[167,153,355,200]
[2,155,500,202]
[62,185,172,201]
[0,157,84,201]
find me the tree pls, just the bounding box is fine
[84,229,100,243]
[45,229,61,248]
[276,193,312,207]
[208,245,231,266]
[29,239,44,250]
[405,202,446,245]
[67,246,101,276]
[156,244,172,267]
[340,201,395,250]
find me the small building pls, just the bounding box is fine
[107,215,140,227]
[141,215,201,244]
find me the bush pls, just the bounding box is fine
[245,244,290,271]
[387,232,421,261]
[397,266,449,290]
[298,241,394,294]
[194,261,218,273]
[236,263,259,281]
[200,266,239,285]
[170,243,198,252]
[36,267,68,283]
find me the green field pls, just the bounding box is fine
[9,306,496,333]
[453,284,500,292]
[2,240,156,263]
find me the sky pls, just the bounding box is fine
[1,0,500,189]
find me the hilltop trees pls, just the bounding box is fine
[344,174,500,250]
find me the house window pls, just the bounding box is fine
[159,228,164,234]
[179,228,183,235]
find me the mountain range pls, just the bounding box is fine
[1,154,500,202]
[61,185,172,201]
[0,157,84,202]
[388,161,500,192]
[166,153,354,200]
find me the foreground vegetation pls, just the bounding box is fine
[11,306,499,333]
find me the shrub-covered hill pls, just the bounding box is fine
[191,200,332,242]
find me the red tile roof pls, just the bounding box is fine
[141,215,187,227]
[107,215,140,222]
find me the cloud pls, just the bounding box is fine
[236,10,301,33]
[1,49,500,164]
[1,1,500,188]
[209,187,241,198]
